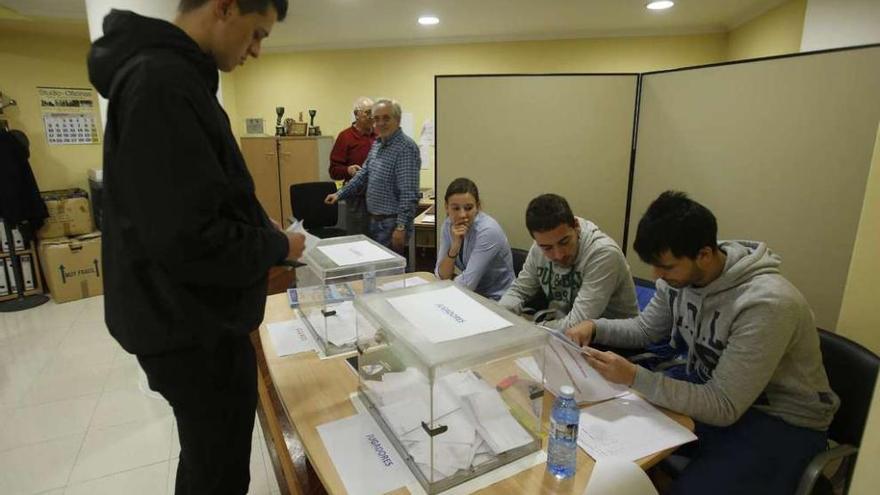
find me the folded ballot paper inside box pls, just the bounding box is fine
[295,234,407,357]
[354,281,548,494]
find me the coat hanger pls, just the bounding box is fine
[0,91,17,113]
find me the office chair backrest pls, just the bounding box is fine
[633,277,657,311]
[290,182,338,229]
[511,248,529,277]
[819,329,880,446]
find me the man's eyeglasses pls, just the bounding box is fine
[372,115,395,123]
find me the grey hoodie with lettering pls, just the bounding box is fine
[499,217,639,330]
[594,240,839,429]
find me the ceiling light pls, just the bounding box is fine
[418,16,440,26]
[646,1,675,10]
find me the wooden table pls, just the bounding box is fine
[254,281,694,495]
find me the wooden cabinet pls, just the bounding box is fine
[240,136,333,228]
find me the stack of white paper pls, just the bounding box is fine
[387,286,512,343]
[363,368,534,481]
[317,240,396,266]
[577,393,696,462]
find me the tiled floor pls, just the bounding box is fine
[0,295,281,495]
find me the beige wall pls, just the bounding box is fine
[0,30,102,192]
[837,126,880,355]
[227,33,728,188]
[728,0,806,61]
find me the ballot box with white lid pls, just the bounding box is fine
[294,234,406,357]
[354,281,547,494]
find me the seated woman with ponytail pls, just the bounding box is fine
[435,178,515,300]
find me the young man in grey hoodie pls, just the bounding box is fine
[499,193,638,330]
[567,191,839,495]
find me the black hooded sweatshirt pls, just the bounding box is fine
[88,10,288,355]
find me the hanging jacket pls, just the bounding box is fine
[0,128,48,240]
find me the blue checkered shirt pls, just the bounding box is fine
[337,128,421,227]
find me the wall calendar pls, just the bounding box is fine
[37,87,102,145]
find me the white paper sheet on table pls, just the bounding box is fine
[387,286,512,343]
[422,214,436,224]
[266,319,316,357]
[583,458,658,495]
[577,392,696,462]
[316,413,417,495]
[317,240,396,266]
[378,276,430,292]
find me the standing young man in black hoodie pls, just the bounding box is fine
[87,1,295,493]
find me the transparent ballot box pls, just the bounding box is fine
[293,235,407,357]
[354,281,548,494]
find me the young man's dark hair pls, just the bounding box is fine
[525,193,577,234]
[633,190,718,264]
[179,0,288,20]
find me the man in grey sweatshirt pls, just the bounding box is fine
[499,193,638,330]
[567,191,838,495]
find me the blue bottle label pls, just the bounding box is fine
[550,417,578,442]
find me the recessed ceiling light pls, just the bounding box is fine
[418,16,440,26]
[646,1,675,10]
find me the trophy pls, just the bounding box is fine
[307,109,321,136]
[275,106,285,136]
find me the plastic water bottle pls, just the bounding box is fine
[547,385,579,479]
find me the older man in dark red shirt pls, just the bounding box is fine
[330,96,375,235]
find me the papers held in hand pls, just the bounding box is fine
[516,330,627,404]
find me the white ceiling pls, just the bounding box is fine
[0,0,789,51]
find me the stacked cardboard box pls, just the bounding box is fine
[37,188,104,303]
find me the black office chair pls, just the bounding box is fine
[511,247,529,277]
[509,247,548,315]
[290,182,347,239]
[795,329,879,495]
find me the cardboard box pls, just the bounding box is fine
[39,232,103,303]
[38,188,94,239]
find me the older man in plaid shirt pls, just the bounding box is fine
[326,98,421,253]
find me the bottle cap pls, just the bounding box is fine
[559,385,575,397]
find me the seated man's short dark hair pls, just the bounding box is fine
[633,190,718,264]
[525,193,577,234]
[179,0,288,21]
